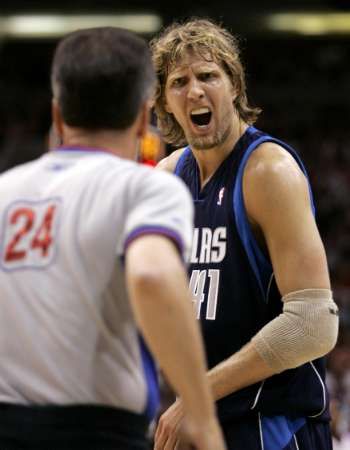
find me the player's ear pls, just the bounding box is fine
[51,99,64,144]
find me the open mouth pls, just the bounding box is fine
[190,107,212,127]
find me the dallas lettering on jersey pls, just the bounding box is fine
[190,226,226,264]
[189,227,227,321]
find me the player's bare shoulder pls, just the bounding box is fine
[245,142,301,178]
[243,141,309,221]
[156,148,187,173]
[244,141,305,193]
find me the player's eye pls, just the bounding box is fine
[171,77,186,88]
[199,72,215,81]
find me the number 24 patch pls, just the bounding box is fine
[0,198,61,271]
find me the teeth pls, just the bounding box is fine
[191,107,210,115]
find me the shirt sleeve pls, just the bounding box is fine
[122,169,194,261]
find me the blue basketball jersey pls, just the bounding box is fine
[175,126,330,423]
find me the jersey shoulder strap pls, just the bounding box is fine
[232,127,315,300]
[174,147,191,176]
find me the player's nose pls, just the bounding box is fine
[187,77,205,101]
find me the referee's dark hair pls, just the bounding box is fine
[51,27,155,130]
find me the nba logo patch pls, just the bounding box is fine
[217,187,225,205]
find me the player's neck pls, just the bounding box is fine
[61,126,138,161]
[192,119,248,189]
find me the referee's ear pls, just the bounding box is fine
[136,100,152,140]
[51,99,64,145]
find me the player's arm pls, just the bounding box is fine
[125,235,225,449]
[205,143,338,400]
[156,148,186,172]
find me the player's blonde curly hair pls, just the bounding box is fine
[150,18,261,147]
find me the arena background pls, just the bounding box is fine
[0,0,349,445]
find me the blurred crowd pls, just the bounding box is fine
[0,34,349,446]
[292,130,350,448]
[253,38,350,444]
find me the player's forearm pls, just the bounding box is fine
[208,289,338,401]
[207,341,275,401]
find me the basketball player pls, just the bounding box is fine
[0,27,226,450]
[151,19,339,450]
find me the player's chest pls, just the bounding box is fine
[193,180,233,227]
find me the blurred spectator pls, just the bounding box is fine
[330,398,350,450]
[139,124,166,166]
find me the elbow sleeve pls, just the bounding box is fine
[251,289,339,373]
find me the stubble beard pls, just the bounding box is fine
[187,122,232,151]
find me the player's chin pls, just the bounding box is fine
[189,133,218,150]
